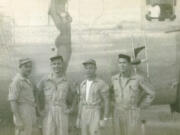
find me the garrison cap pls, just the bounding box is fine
[82,59,96,66]
[118,54,131,62]
[19,58,32,67]
[50,55,64,61]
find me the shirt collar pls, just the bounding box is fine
[82,77,99,85]
[17,73,31,84]
[119,70,131,78]
[47,73,67,82]
[117,72,136,81]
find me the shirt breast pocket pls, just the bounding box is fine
[58,84,69,97]
[21,83,32,91]
[91,86,99,99]
[44,85,55,96]
[129,83,139,98]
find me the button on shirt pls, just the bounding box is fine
[8,73,35,106]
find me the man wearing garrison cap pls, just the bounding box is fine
[37,55,74,135]
[76,59,110,135]
[8,58,37,135]
[111,54,155,135]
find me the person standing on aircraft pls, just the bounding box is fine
[76,59,110,135]
[8,58,37,135]
[111,54,155,135]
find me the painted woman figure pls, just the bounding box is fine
[49,0,72,70]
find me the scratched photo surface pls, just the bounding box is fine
[0,0,180,135]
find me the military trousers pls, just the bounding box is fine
[46,105,69,135]
[14,103,37,135]
[80,105,101,135]
[40,105,50,135]
[114,107,141,135]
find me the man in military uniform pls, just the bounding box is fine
[76,59,110,135]
[111,54,155,135]
[37,55,73,135]
[8,58,37,135]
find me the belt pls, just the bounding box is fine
[82,103,101,109]
[115,105,139,111]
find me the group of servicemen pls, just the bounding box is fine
[8,53,155,135]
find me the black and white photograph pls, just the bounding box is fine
[0,0,180,135]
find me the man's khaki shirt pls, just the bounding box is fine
[37,74,72,109]
[111,73,155,109]
[8,73,35,106]
[79,78,109,106]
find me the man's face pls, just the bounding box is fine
[20,62,32,77]
[51,59,64,74]
[84,64,96,78]
[118,58,130,73]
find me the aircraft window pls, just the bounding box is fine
[145,0,176,21]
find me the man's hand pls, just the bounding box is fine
[76,118,81,129]
[170,80,179,89]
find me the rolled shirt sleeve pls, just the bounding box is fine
[8,80,21,101]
